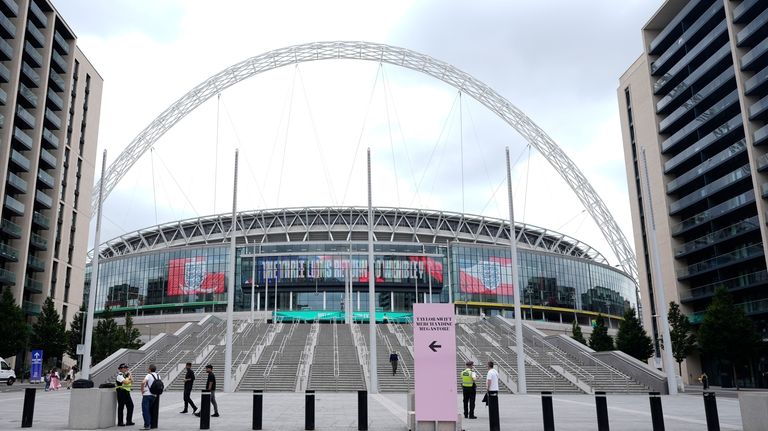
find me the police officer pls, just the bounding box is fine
[116,363,135,426]
[460,360,478,419]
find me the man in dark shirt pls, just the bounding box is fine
[180,362,197,414]
[194,364,219,417]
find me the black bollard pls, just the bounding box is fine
[253,390,263,430]
[21,388,36,428]
[151,395,160,429]
[358,390,368,431]
[703,392,719,431]
[488,392,500,431]
[200,391,211,430]
[595,391,609,431]
[541,391,555,431]
[648,392,664,431]
[305,390,315,430]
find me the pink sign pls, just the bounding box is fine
[413,303,457,422]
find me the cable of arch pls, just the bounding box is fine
[91,40,638,283]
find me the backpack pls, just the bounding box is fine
[149,373,164,395]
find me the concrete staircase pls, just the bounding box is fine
[308,322,365,391]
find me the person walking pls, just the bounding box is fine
[389,352,399,376]
[180,362,197,414]
[116,363,135,426]
[194,364,219,418]
[140,364,160,430]
[699,373,709,390]
[460,360,478,419]
[50,368,61,390]
[66,366,77,389]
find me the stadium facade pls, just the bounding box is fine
[87,207,636,327]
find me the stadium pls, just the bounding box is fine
[90,206,635,327]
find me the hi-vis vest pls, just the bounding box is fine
[461,368,475,387]
[116,373,132,392]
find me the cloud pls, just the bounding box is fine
[72,0,663,270]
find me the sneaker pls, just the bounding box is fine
[212,413,220,417]
[179,411,188,414]
[193,413,200,417]
[469,416,478,419]
[118,424,125,427]
[192,407,198,413]
[126,423,136,426]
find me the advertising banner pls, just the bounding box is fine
[167,257,225,295]
[248,255,443,287]
[413,303,457,422]
[30,349,43,382]
[458,256,514,296]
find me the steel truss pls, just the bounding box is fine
[91,41,637,282]
[95,206,608,265]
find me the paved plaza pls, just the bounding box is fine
[0,389,747,430]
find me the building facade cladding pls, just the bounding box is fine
[0,0,102,327]
[619,0,768,385]
[86,210,636,325]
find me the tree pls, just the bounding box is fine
[668,301,696,375]
[31,297,67,366]
[0,288,29,359]
[698,288,760,389]
[615,307,654,361]
[571,320,587,345]
[118,313,143,350]
[92,307,122,363]
[65,304,86,360]
[589,315,614,351]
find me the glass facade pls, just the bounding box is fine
[90,241,635,320]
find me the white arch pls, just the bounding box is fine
[93,41,638,281]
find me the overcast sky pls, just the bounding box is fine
[55,0,663,267]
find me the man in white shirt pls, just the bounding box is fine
[486,361,499,393]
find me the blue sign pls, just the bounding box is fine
[30,350,43,382]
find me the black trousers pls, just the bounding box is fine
[183,387,197,411]
[462,385,476,417]
[391,361,398,375]
[116,389,134,425]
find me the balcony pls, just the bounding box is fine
[29,232,47,250]
[23,40,41,67]
[32,211,48,229]
[755,125,768,146]
[44,108,61,129]
[0,218,21,238]
[749,95,768,120]
[0,242,18,261]
[734,0,762,23]
[20,62,39,88]
[0,62,8,83]
[41,128,58,149]
[46,89,63,111]
[17,83,38,108]
[0,86,5,105]
[0,9,16,39]
[648,0,705,54]
[677,244,765,279]
[7,171,27,193]
[0,267,15,286]
[28,0,47,28]
[15,106,36,129]
[25,276,43,293]
[10,150,30,172]
[666,139,745,194]
[39,148,56,169]
[51,50,67,74]
[674,216,760,257]
[683,270,768,302]
[669,165,751,215]
[4,195,24,216]
[26,255,45,272]
[656,44,731,114]
[745,65,768,96]
[671,190,755,236]
[661,90,740,154]
[37,169,53,189]
[0,0,18,17]
[53,31,69,55]
[658,67,735,134]
[737,8,768,47]
[48,71,65,92]
[25,21,44,48]
[0,37,12,60]
[22,300,40,315]
[35,190,52,209]
[13,127,33,151]
[742,38,768,71]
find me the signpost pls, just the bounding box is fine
[30,350,43,382]
[413,303,457,424]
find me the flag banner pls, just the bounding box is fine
[458,256,514,296]
[167,257,225,295]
